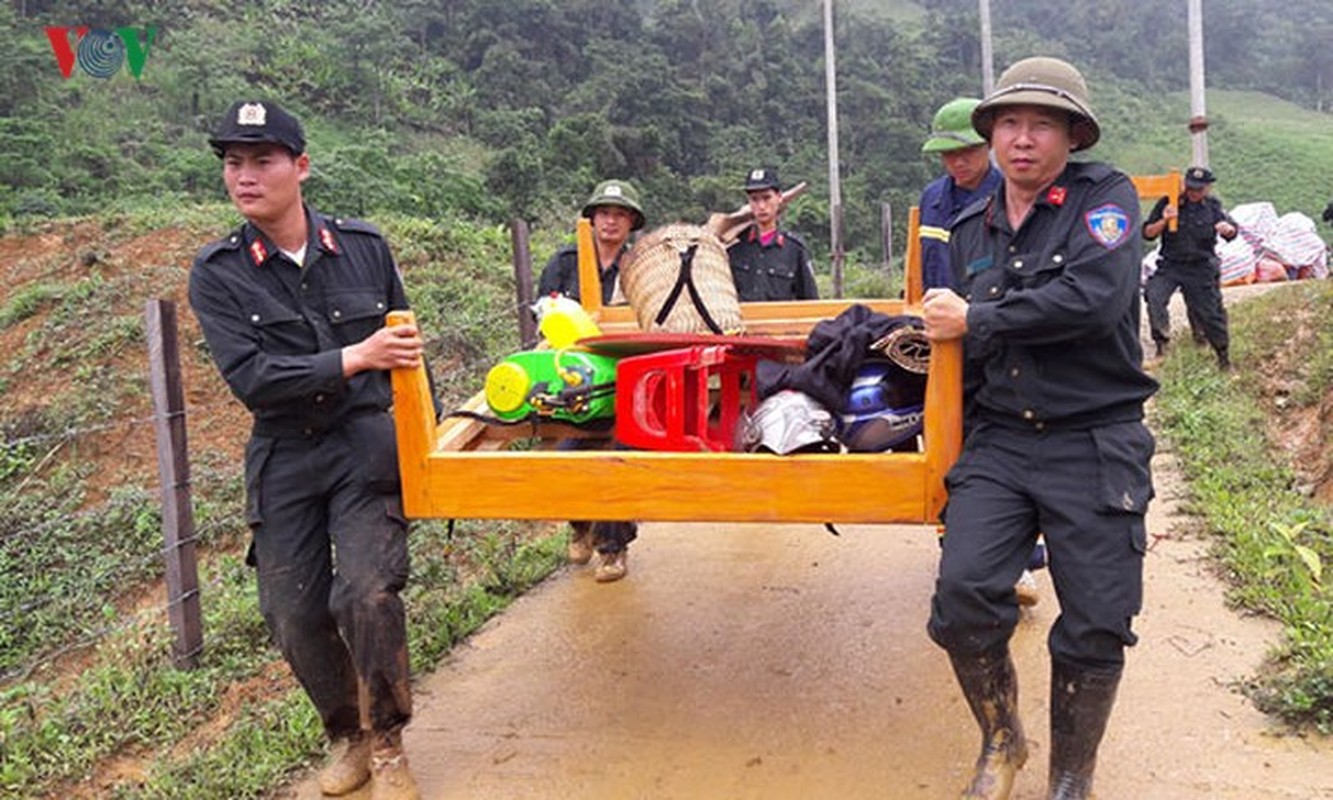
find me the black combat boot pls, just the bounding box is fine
[1215,346,1231,372]
[1153,340,1167,359]
[1047,660,1123,800]
[949,648,1028,799]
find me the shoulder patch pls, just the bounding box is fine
[330,216,383,238]
[1084,204,1130,249]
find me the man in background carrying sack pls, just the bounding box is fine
[726,167,820,301]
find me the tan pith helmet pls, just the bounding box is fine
[971,57,1100,151]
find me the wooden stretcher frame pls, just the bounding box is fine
[390,210,960,525]
[388,172,1176,525]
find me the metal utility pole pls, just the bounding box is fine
[823,0,844,297]
[1187,0,1209,167]
[979,0,995,96]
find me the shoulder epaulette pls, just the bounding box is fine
[194,227,244,264]
[1066,161,1118,183]
[328,216,383,238]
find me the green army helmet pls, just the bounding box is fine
[971,56,1101,152]
[921,98,987,154]
[582,179,645,231]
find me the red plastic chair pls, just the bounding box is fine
[614,345,759,452]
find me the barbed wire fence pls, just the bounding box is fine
[0,225,538,683]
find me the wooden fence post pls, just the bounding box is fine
[144,299,202,669]
[881,201,894,287]
[511,219,537,348]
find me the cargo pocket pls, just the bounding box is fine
[243,437,278,567]
[1090,422,1155,516]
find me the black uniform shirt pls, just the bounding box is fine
[726,225,820,301]
[950,162,1159,430]
[1144,194,1237,264]
[188,206,410,438]
[537,244,627,305]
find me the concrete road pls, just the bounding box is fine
[285,497,1333,798]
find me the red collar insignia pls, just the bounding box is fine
[1046,186,1067,206]
[318,226,339,254]
[248,239,268,267]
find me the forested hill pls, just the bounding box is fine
[3,0,1332,262]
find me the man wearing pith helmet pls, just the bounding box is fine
[537,179,645,582]
[538,179,645,307]
[918,97,1002,290]
[921,57,1158,800]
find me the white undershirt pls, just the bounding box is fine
[281,244,307,267]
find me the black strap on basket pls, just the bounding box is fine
[652,244,725,335]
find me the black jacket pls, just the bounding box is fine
[189,206,430,438]
[1144,193,1237,265]
[727,225,819,301]
[537,243,627,305]
[951,162,1159,430]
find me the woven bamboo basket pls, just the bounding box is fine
[619,223,745,334]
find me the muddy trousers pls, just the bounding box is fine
[246,431,413,738]
[1144,261,1229,355]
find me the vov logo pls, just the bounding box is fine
[45,26,158,79]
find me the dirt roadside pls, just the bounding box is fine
[280,285,1333,799]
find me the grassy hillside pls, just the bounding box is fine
[1098,88,1333,220]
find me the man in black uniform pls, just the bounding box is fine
[189,100,428,800]
[1143,166,1239,369]
[536,179,643,581]
[726,167,819,301]
[538,179,644,307]
[922,58,1158,800]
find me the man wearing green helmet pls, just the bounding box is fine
[922,57,1159,800]
[538,179,645,307]
[919,97,1002,290]
[537,179,645,582]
